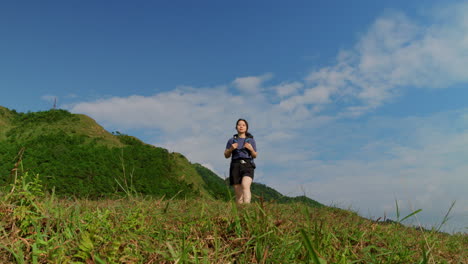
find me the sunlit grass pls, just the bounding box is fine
[0,171,466,263]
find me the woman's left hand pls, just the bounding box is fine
[244,142,254,152]
[244,142,257,158]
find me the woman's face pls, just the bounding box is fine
[236,120,247,134]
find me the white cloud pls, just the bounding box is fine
[232,73,273,94]
[70,86,240,133]
[281,3,468,116]
[273,82,303,98]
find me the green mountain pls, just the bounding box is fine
[0,106,323,206]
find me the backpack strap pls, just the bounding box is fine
[233,134,254,157]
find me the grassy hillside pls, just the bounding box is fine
[0,106,322,206]
[0,108,202,198]
[0,176,466,263]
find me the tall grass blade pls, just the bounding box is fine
[300,229,326,264]
[395,199,400,222]
[0,244,25,264]
[94,255,106,264]
[163,200,171,214]
[418,243,429,264]
[399,209,422,223]
[436,201,456,232]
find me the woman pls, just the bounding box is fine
[224,118,257,204]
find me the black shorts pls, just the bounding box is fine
[229,160,255,185]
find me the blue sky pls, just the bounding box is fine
[1,0,467,233]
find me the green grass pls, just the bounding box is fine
[0,106,14,141]
[0,172,466,263]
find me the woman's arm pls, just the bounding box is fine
[224,142,238,158]
[224,148,232,158]
[244,143,257,159]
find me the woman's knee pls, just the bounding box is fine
[241,177,252,189]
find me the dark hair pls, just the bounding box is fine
[236,118,254,138]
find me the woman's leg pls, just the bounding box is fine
[233,184,244,204]
[241,176,253,203]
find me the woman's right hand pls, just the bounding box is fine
[224,143,238,158]
[231,143,238,150]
